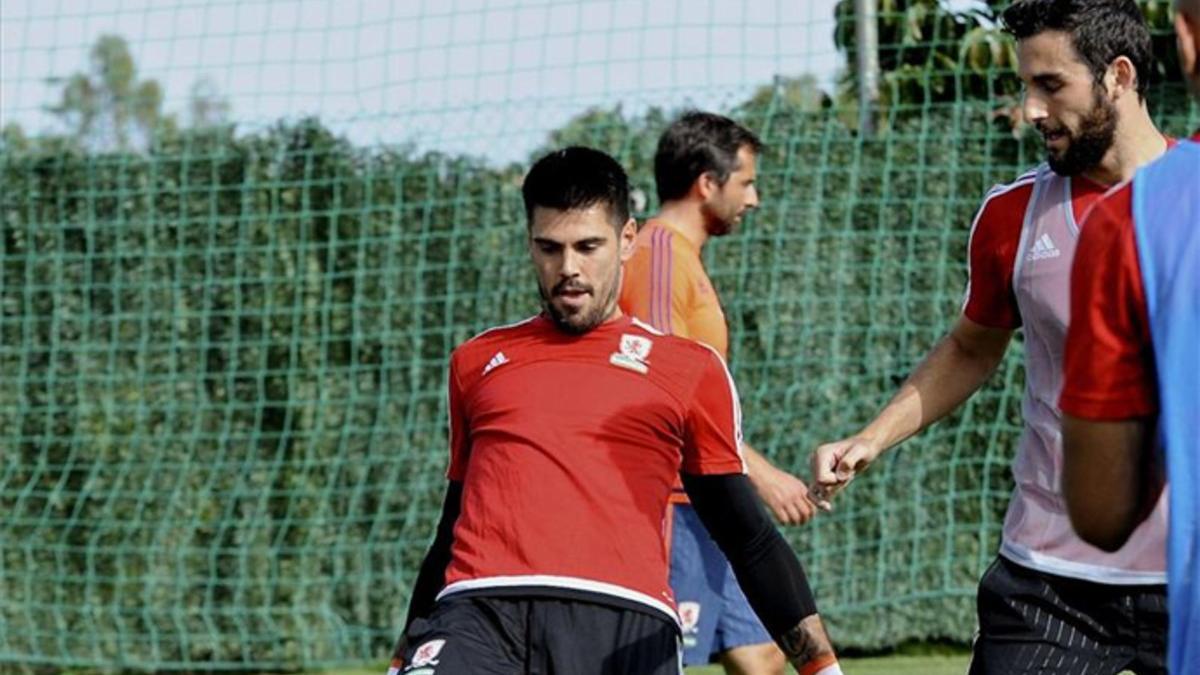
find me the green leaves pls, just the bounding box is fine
[834,0,1181,122]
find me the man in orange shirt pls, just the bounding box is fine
[621,112,834,675]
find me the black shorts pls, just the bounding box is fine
[969,556,1167,675]
[394,593,681,675]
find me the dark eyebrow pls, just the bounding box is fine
[1031,72,1065,87]
[531,236,608,248]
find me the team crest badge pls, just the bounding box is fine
[620,334,653,361]
[610,334,652,374]
[678,601,701,634]
[410,639,446,668]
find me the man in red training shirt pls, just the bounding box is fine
[388,147,839,675]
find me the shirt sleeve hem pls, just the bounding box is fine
[962,306,1021,330]
[1059,394,1156,421]
[681,460,748,476]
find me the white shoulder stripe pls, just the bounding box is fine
[630,317,665,336]
[980,168,1039,202]
[461,314,540,345]
[963,167,1041,311]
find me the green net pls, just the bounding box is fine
[1,0,1196,670]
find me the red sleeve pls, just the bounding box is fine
[444,354,472,480]
[962,181,1030,329]
[1059,183,1157,420]
[681,348,746,475]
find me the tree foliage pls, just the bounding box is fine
[2,3,1197,670]
[43,34,232,151]
[833,0,1189,130]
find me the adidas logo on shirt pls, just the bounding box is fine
[1028,233,1062,261]
[482,351,509,376]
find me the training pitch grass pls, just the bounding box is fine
[319,653,972,674]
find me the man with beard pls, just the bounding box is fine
[619,111,827,675]
[389,147,839,675]
[1060,1,1200,672]
[809,1,1172,673]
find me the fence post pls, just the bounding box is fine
[855,0,880,136]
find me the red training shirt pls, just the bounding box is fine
[439,314,746,621]
[1055,132,1200,419]
[963,169,1110,328]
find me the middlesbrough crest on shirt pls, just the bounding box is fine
[611,334,652,374]
[409,639,446,669]
[678,601,701,634]
[620,334,653,361]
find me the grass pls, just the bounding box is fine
[688,654,970,674]
[319,653,973,675]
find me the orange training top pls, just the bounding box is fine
[619,219,728,360]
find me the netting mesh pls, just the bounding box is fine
[1,0,1196,670]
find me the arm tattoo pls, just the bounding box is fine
[778,621,822,663]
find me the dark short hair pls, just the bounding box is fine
[522,146,631,228]
[654,111,764,203]
[1002,0,1153,100]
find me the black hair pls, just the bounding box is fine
[522,146,631,227]
[1002,0,1153,99]
[654,111,764,203]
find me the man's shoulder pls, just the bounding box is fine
[634,219,701,262]
[451,315,543,368]
[976,167,1041,221]
[627,318,724,368]
[967,166,1042,248]
[1078,180,1135,252]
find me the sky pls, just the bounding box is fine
[1,0,855,162]
[10,0,1024,164]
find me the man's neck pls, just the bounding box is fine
[655,202,710,251]
[1083,104,1167,186]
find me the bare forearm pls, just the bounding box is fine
[859,319,1010,452]
[743,441,819,524]
[1062,415,1159,551]
[810,318,1010,502]
[743,442,770,475]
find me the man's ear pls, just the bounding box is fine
[1107,55,1138,100]
[619,218,637,262]
[695,171,719,201]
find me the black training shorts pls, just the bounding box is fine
[394,593,681,675]
[969,555,1167,675]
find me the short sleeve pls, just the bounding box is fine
[444,354,472,480]
[680,348,746,475]
[962,183,1028,329]
[1059,183,1158,420]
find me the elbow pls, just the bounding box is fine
[1064,500,1136,552]
[1060,416,1153,554]
[1070,518,1134,552]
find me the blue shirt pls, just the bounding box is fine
[1132,137,1200,674]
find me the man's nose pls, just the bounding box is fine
[560,248,582,277]
[1022,91,1048,126]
